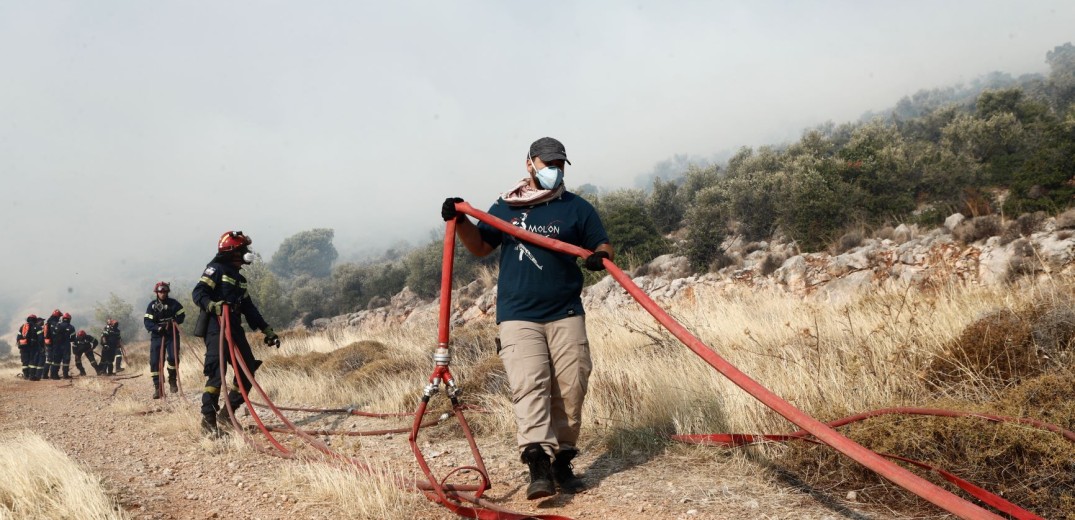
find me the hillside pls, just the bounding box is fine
[314,211,1075,331]
[2,213,1074,519]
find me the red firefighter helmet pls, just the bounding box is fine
[107,318,118,327]
[27,314,38,322]
[62,312,71,321]
[154,281,171,293]
[77,330,86,338]
[51,309,62,318]
[218,231,252,253]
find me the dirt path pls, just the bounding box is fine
[0,365,881,520]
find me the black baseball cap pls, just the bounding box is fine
[528,137,571,165]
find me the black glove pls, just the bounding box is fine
[155,324,166,335]
[441,197,464,222]
[584,250,610,271]
[263,327,280,348]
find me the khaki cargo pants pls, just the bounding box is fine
[499,315,593,458]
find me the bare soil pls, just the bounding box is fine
[0,362,883,520]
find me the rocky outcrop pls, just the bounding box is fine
[311,214,1075,331]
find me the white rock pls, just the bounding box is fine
[945,213,966,230]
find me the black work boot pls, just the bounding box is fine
[168,370,178,393]
[521,444,556,500]
[152,385,161,399]
[62,367,72,379]
[201,413,225,438]
[78,367,87,376]
[217,406,234,428]
[552,448,586,493]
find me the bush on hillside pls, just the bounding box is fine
[93,293,138,339]
[682,193,727,272]
[594,189,670,267]
[271,228,339,279]
[647,177,682,234]
[1000,211,1048,245]
[953,215,1002,243]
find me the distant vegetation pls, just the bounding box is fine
[247,42,1075,327]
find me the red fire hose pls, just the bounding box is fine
[450,201,1010,520]
[206,198,1046,519]
[217,302,567,519]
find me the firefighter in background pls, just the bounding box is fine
[193,231,280,435]
[144,281,186,398]
[50,313,76,379]
[72,330,100,376]
[100,319,123,375]
[43,309,62,380]
[31,317,47,380]
[17,314,37,379]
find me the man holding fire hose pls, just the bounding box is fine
[441,137,613,500]
[192,231,280,436]
[144,281,186,399]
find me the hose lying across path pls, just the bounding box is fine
[449,202,1033,520]
[212,200,1051,519]
[218,296,572,520]
[673,406,1075,520]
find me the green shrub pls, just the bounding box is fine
[271,228,339,279]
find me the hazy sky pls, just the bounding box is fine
[2,1,1073,339]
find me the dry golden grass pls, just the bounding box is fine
[173,275,1075,517]
[274,457,423,520]
[0,431,127,519]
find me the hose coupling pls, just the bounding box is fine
[423,378,441,398]
[446,379,461,399]
[433,345,451,366]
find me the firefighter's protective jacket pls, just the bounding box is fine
[143,297,186,336]
[18,321,32,347]
[192,261,269,333]
[43,316,59,346]
[101,325,122,349]
[53,321,75,348]
[73,334,99,353]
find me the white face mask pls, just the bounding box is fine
[242,249,260,264]
[529,154,563,190]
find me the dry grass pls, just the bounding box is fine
[274,457,423,520]
[183,275,1075,518]
[0,431,127,519]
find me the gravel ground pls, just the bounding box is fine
[0,366,880,520]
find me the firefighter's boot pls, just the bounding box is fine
[115,357,124,372]
[62,366,72,379]
[49,364,61,380]
[77,366,87,376]
[93,363,103,376]
[201,413,225,438]
[217,391,244,426]
[521,444,556,500]
[167,369,178,393]
[552,448,586,493]
[151,378,161,399]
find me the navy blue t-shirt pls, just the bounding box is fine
[477,191,609,323]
